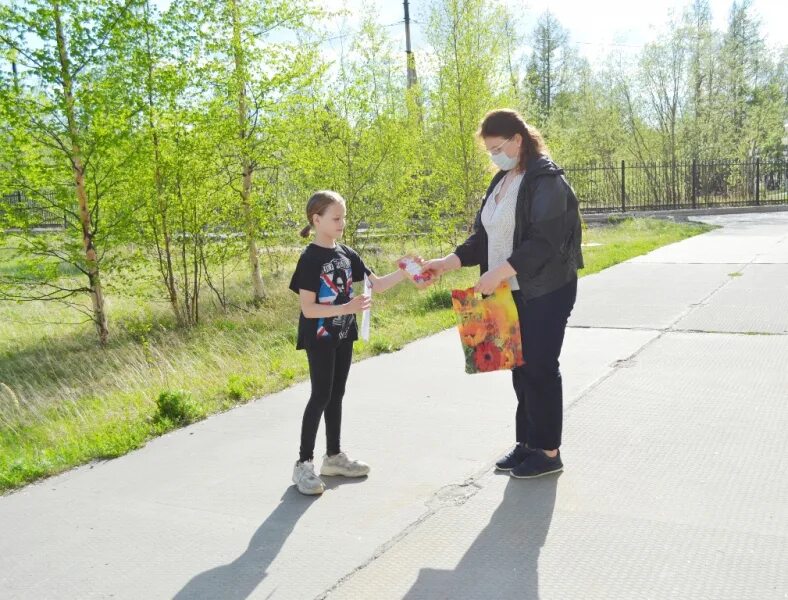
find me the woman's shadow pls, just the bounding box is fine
[403,474,559,600]
[174,477,362,600]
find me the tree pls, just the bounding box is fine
[501,7,524,102]
[174,0,319,304]
[526,11,572,123]
[425,0,511,242]
[548,64,628,166]
[289,10,424,248]
[718,0,767,158]
[118,0,247,325]
[681,0,723,159]
[0,0,140,344]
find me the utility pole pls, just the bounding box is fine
[8,49,19,94]
[404,0,417,88]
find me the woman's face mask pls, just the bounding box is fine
[486,137,518,171]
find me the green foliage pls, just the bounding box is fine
[154,389,202,426]
[368,338,402,355]
[0,0,144,342]
[419,288,453,312]
[1,0,782,331]
[226,374,264,402]
[423,0,513,244]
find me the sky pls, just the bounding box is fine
[319,0,787,65]
[7,0,782,75]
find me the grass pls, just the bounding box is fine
[578,217,712,275]
[0,217,712,492]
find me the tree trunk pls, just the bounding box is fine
[449,9,472,224]
[230,0,265,303]
[54,2,109,344]
[175,173,194,325]
[143,1,183,326]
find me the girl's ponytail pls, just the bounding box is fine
[299,224,312,238]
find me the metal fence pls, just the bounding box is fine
[565,158,788,213]
[4,157,788,229]
[0,190,68,228]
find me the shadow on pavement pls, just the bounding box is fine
[174,475,369,600]
[173,486,313,600]
[403,474,559,600]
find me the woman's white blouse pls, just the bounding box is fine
[481,172,523,291]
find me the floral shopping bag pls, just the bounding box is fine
[450,282,525,374]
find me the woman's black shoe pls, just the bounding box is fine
[510,449,563,478]
[495,443,534,471]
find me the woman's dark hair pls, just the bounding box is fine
[477,109,549,171]
[299,190,346,238]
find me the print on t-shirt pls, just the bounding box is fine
[316,255,354,342]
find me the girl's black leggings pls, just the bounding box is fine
[300,340,353,463]
[511,278,577,450]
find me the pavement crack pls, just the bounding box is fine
[316,471,488,599]
[426,480,483,509]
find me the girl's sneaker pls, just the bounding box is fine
[292,460,325,495]
[320,452,370,477]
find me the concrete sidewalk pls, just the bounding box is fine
[2,213,787,600]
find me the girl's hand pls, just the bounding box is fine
[474,270,505,295]
[345,294,372,314]
[411,277,433,290]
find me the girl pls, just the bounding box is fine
[289,190,408,495]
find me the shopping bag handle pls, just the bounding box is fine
[452,281,511,299]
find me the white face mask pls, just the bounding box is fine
[491,151,518,171]
[488,137,519,171]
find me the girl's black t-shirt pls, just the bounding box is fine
[289,243,371,349]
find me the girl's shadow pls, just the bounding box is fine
[174,477,366,600]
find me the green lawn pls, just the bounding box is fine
[0,217,712,492]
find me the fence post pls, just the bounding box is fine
[692,159,697,209]
[620,160,626,212]
[755,157,760,205]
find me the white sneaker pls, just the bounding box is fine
[292,460,325,495]
[320,452,370,477]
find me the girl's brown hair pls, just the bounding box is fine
[299,190,346,238]
[477,109,549,171]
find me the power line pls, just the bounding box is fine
[323,20,405,44]
[322,17,648,55]
[572,40,646,49]
[408,17,644,50]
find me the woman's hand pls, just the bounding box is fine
[474,263,516,295]
[419,254,461,282]
[419,258,446,277]
[345,294,372,314]
[474,270,504,295]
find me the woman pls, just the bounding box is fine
[422,109,583,478]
